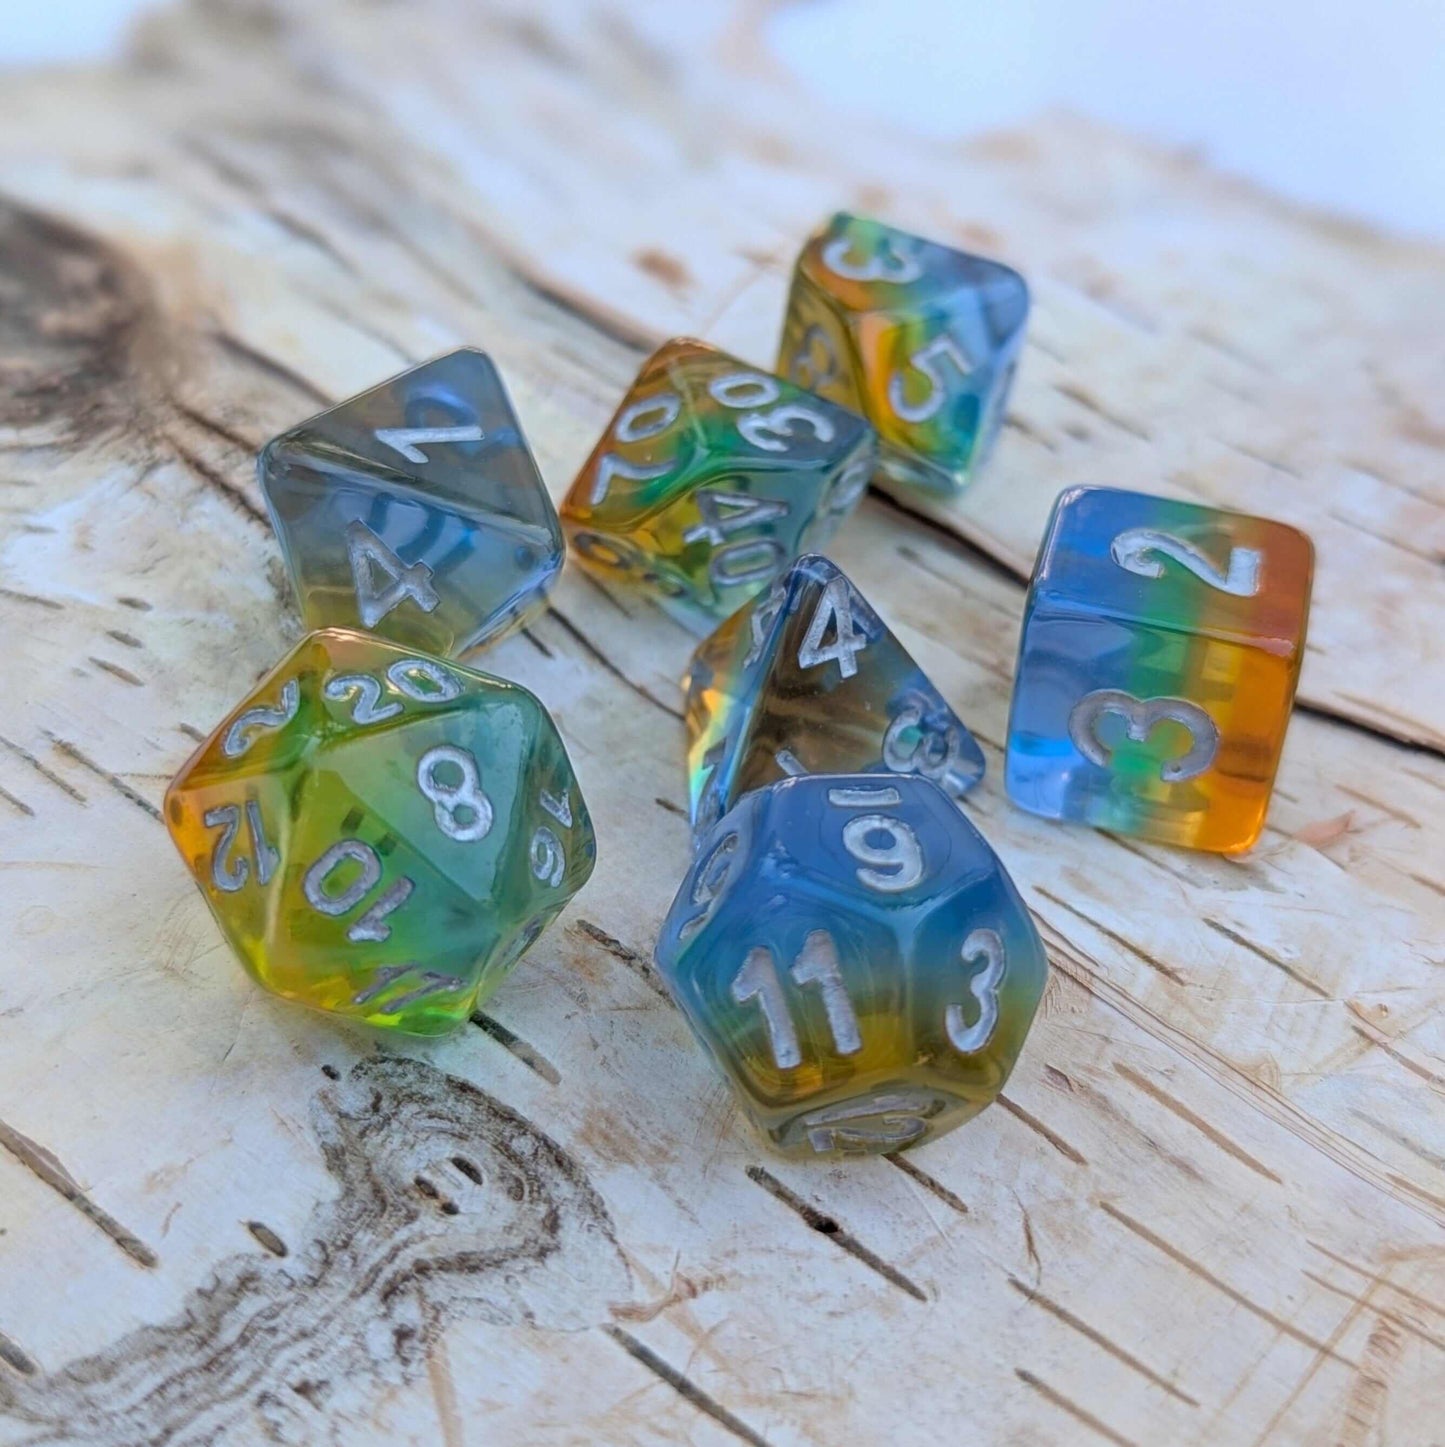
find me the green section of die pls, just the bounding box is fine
[779,213,1029,497]
[165,629,595,1035]
[560,337,877,632]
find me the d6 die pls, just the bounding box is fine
[261,348,562,656]
[165,629,595,1034]
[685,554,983,840]
[779,212,1029,497]
[1005,486,1314,852]
[656,774,1047,1155]
[559,338,875,630]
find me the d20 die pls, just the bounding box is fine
[165,629,595,1034]
[685,554,984,840]
[261,348,562,656]
[1005,486,1314,852]
[656,774,1047,1155]
[779,212,1029,497]
[559,337,876,631]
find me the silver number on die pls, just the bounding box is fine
[416,745,493,842]
[1110,527,1263,597]
[374,425,486,464]
[1069,689,1220,783]
[946,927,1006,1054]
[822,234,923,284]
[828,783,924,893]
[346,521,439,628]
[204,799,279,893]
[888,335,972,425]
[798,574,869,679]
[223,679,300,758]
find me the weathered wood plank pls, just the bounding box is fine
[0,2,1440,1443]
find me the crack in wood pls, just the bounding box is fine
[40,734,161,822]
[995,1094,1088,1165]
[1112,1062,1284,1184]
[1035,887,1187,986]
[601,1324,775,1447]
[0,735,86,803]
[0,1332,36,1378]
[1203,920,1331,999]
[164,429,269,527]
[571,918,670,999]
[0,785,33,817]
[542,606,685,722]
[1007,1276,1199,1406]
[1015,1366,1141,1447]
[470,1009,562,1084]
[0,1116,157,1268]
[1304,1270,1445,1356]
[885,1154,970,1215]
[209,327,333,408]
[1099,1202,1355,1366]
[744,1165,927,1302]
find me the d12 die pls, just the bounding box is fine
[779,212,1029,497]
[1006,486,1314,852]
[559,338,876,631]
[685,554,984,840]
[165,629,595,1034]
[656,774,1047,1155]
[261,348,562,656]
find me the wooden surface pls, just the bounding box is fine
[0,2,1442,1443]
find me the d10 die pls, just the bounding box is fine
[1005,486,1314,852]
[165,629,595,1034]
[656,774,1047,1155]
[779,212,1029,497]
[559,337,876,631]
[261,348,562,656]
[685,554,984,840]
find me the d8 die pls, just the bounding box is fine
[261,348,562,656]
[1005,486,1314,852]
[656,774,1047,1155]
[685,553,984,839]
[779,212,1029,497]
[559,338,876,631]
[165,629,595,1034]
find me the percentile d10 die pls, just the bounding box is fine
[261,349,563,658]
[165,629,595,1034]
[560,337,877,631]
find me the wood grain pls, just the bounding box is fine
[0,2,1439,1443]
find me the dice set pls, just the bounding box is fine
[164,212,1314,1162]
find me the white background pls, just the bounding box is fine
[4,0,1444,237]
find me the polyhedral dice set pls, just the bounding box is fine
[166,212,1313,1159]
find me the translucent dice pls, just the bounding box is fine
[685,554,984,839]
[261,348,562,656]
[1006,486,1314,852]
[559,338,876,630]
[656,774,1047,1155]
[779,212,1029,496]
[165,629,595,1034]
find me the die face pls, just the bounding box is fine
[166,629,595,1034]
[260,349,563,657]
[656,775,1047,1156]
[779,213,1029,496]
[560,338,876,631]
[1030,486,1313,649]
[684,554,984,839]
[1005,487,1314,852]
